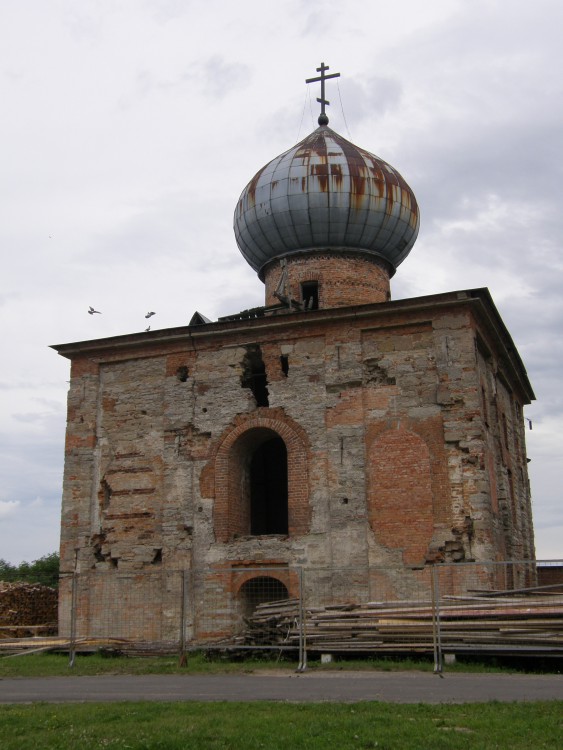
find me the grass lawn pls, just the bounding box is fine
[0,651,555,679]
[1,653,561,748]
[0,700,561,749]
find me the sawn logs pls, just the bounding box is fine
[239,594,563,654]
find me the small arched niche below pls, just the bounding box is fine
[238,576,289,618]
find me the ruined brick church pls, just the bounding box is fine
[54,66,535,642]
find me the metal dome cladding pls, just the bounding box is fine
[234,126,420,278]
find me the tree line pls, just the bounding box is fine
[0,552,60,588]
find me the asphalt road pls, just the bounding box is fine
[0,670,562,704]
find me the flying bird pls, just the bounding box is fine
[145,311,156,319]
[88,306,101,315]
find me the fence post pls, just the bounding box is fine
[431,565,443,675]
[296,567,307,672]
[178,569,187,666]
[68,549,79,668]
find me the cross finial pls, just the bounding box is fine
[305,62,341,126]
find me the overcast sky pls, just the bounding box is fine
[1,0,561,564]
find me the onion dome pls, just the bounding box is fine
[234,125,420,279]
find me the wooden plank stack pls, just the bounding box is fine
[238,593,563,655]
[0,635,179,657]
[0,581,58,637]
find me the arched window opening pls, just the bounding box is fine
[239,576,289,618]
[301,281,319,310]
[212,414,310,543]
[250,436,288,535]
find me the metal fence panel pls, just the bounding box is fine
[434,560,563,657]
[2,560,562,668]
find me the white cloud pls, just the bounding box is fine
[0,500,20,519]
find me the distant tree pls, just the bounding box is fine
[0,552,59,588]
[0,559,17,582]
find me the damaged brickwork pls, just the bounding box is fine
[54,287,535,643]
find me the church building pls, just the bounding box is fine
[53,66,535,644]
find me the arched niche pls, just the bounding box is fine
[237,575,289,618]
[209,410,310,542]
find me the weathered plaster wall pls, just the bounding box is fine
[57,293,534,639]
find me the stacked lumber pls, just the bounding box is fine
[0,624,57,639]
[0,636,72,657]
[0,636,180,658]
[0,581,57,634]
[238,594,563,655]
[437,595,563,653]
[241,598,300,646]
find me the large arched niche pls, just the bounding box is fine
[206,410,310,542]
[367,427,434,565]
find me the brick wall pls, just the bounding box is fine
[56,289,535,638]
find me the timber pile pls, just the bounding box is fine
[241,598,300,646]
[0,581,57,636]
[0,636,179,657]
[238,594,563,655]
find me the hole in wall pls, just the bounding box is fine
[241,345,269,407]
[280,355,289,377]
[176,365,189,382]
[101,480,112,511]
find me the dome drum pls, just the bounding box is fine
[263,251,392,310]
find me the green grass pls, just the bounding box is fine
[1,651,559,679]
[0,652,280,678]
[0,701,561,749]
[1,653,560,748]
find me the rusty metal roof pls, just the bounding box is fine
[234,125,420,277]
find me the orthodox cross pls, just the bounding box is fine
[305,62,341,125]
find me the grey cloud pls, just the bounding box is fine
[301,5,336,38]
[71,190,235,274]
[62,4,104,42]
[119,55,250,109]
[339,77,403,127]
[143,0,198,23]
[0,442,64,511]
[196,56,251,99]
